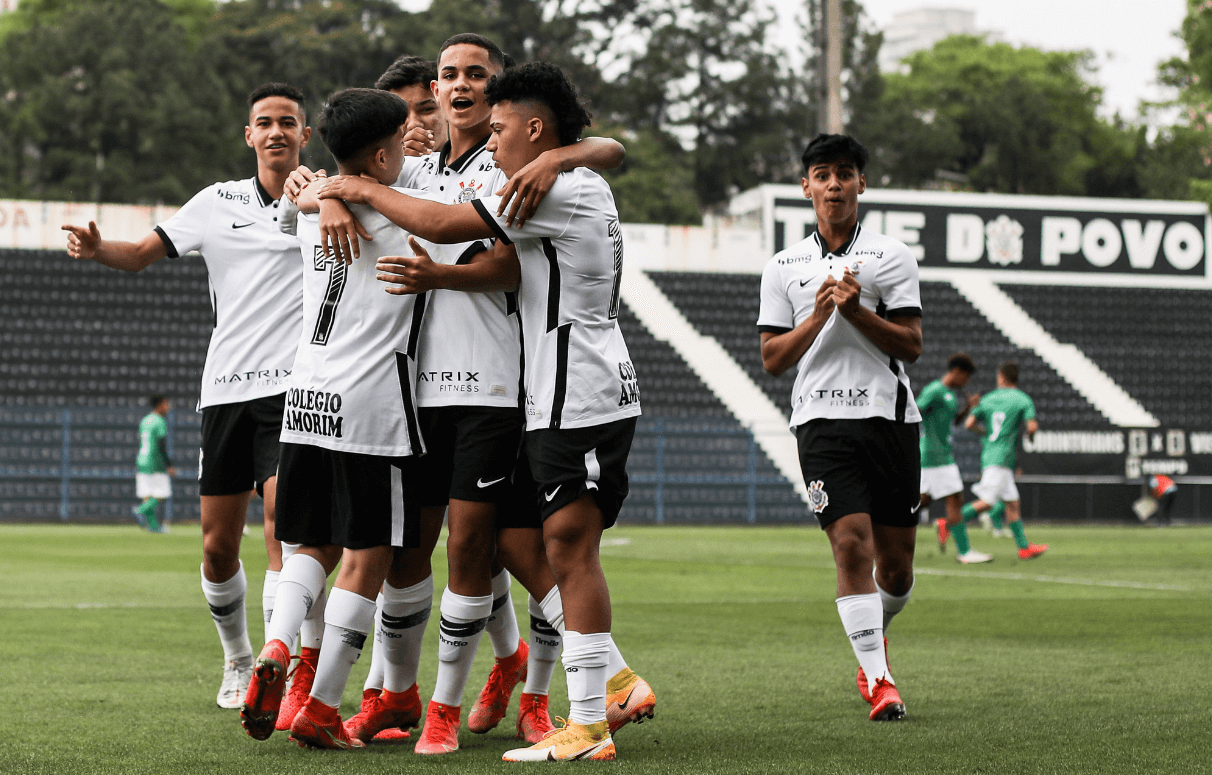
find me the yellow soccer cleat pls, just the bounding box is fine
[605,668,655,734]
[502,719,615,762]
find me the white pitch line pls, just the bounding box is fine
[914,567,1193,592]
[0,602,196,609]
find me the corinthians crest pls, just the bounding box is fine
[807,480,829,514]
[984,215,1024,266]
[456,180,484,203]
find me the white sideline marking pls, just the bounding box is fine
[0,602,195,609]
[915,567,1191,592]
[601,537,632,547]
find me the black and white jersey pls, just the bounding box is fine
[155,176,302,408]
[474,168,641,432]
[400,139,520,409]
[757,224,922,427]
[282,188,437,457]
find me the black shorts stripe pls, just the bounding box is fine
[530,615,559,637]
[439,616,489,638]
[395,352,422,454]
[382,607,431,631]
[542,237,561,333]
[550,323,572,430]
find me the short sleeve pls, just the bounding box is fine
[916,382,939,412]
[756,259,793,333]
[971,399,988,426]
[472,173,580,244]
[874,241,921,317]
[1024,395,1037,421]
[395,156,429,190]
[155,184,217,258]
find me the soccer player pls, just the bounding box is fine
[917,353,992,563]
[757,133,922,722]
[62,83,310,708]
[239,87,435,749]
[320,60,644,762]
[962,362,1048,560]
[134,395,176,533]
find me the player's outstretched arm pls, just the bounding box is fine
[62,221,166,272]
[831,267,923,363]
[495,136,626,228]
[1026,418,1039,440]
[321,175,494,245]
[760,277,837,376]
[377,239,519,296]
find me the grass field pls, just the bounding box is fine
[2,522,1209,775]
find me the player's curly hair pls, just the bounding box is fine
[801,133,869,173]
[376,55,437,92]
[947,352,976,374]
[484,61,592,147]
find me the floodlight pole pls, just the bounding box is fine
[819,0,844,134]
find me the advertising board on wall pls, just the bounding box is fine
[1019,428,1212,479]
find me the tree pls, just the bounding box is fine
[1146,0,1212,203]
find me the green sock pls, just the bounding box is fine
[990,502,1006,529]
[961,503,978,523]
[1009,520,1028,549]
[143,498,161,532]
[952,521,972,554]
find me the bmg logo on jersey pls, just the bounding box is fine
[284,387,344,438]
[617,360,640,407]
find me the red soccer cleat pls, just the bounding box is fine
[240,639,291,741]
[467,639,528,734]
[516,692,556,743]
[935,518,949,552]
[1018,543,1048,560]
[289,697,364,750]
[414,701,462,755]
[343,685,422,744]
[274,646,318,732]
[856,637,890,704]
[868,677,906,721]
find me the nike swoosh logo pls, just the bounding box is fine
[477,476,506,488]
[615,685,637,710]
[799,279,811,287]
[545,485,561,502]
[232,222,255,229]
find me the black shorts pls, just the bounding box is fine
[525,416,637,528]
[795,418,921,530]
[275,442,421,550]
[494,445,542,530]
[199,394,285,497]
[416,406,524,507]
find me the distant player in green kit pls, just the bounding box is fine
[962,362,1047,560]
[135,395,177,533]
[917,353,995,564]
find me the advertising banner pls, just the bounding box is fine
[1019,428,1212,478]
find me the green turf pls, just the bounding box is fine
[1,523,1209,774]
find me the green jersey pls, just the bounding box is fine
[917,379,960,467]
[136,412,170,474]
[971,387,1036,469]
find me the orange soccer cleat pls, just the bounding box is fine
[516,692,556,743]
[468,639,529,733]
[343,685,422,744]
[240,639,291,741]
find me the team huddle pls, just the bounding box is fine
[62,29,1051,763]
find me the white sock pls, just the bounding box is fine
[562,631,611,726]
[379,576,433,693]
[364,592,386,694]
[837,593,889,692]
[483,570,521,659]
[309,587,377,708]
[876,572,913,633]
[200,561,253,664]
[523,594,561,695]
[537,586,565,634]
[262,570,279,631]
[431,589,493,707]
[299,586,326,649]
[265,553,326,652]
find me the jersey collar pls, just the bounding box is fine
[438,135,490,175]
[252,174,275,207]
[812,222,862,257]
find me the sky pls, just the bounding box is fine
[771,0,1190,120]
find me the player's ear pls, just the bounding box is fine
[857,173,866,195]
[528,116,543,143]
[430,79,439,99]
[800,176,811,201]
[300,126,312,148]
[245,125,254,149]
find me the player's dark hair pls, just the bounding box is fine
[149,394,167,408]
[247,82,306,119]
[439,33,507,70]
[999,361,1019,385]
[375,55,437,92]
[318,88,410,163]
[484,61,592,146]
[947,352,976,374]
[801,133,869,173]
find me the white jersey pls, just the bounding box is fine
[155,176,302,409]
[398,139,521,409]
[474,168,641,431]
[281,188,438,457]
[757,224,922,427]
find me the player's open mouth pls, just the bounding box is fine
[451,98,475,110]
[266,143,287,150]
